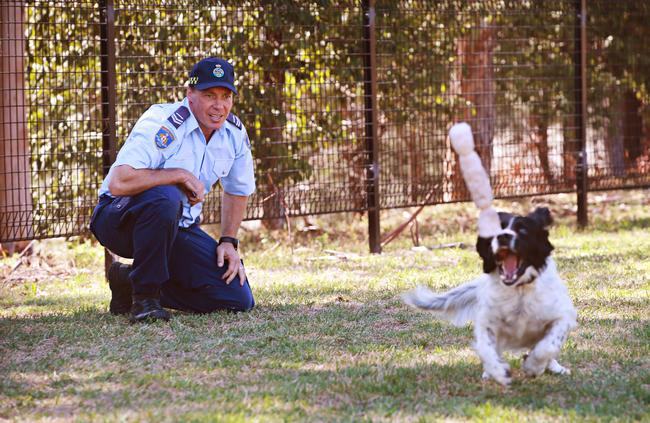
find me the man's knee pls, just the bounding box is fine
[205,283,255,313]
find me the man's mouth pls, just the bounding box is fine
[208,113,224,123]
[495,247,522,285]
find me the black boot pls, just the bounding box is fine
[130,296,171,323]
[107,262,133,315]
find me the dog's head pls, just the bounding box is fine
[476,207,554,286]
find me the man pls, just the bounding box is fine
[90,57,255,323]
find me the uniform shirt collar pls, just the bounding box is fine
[181,97,200,135]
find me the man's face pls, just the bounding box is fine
[187,86,234,135]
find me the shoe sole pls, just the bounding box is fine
[129,310,171,323]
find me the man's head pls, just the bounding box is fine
[187,57,237,94]
[186,57,237,134]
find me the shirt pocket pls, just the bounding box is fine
[211,158,235,181]
[164,155,195,174]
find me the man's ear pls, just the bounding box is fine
[476,236,497,274]
[528,207,553,229]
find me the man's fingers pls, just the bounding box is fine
[225,260,238,284]
[217,247,225,267]
[238,264,246,286]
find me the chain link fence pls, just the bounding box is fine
[1,0,648,249]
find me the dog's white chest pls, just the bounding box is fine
[490,293,552,350]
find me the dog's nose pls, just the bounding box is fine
[497,234,512,245]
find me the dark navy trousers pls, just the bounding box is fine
[89,185,254,313]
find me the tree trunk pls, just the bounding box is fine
[562,115,578,189]
[623,89,642,166]
[0,2,33,253]
[459,16,496,175]
[530,113,554,187]
[259,28,286,230]
[605,94,626,177]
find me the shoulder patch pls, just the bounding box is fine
[167,106,190,129]
[155,125,175,149]
[226,113,243,130]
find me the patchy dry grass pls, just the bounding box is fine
[1,190,649,422]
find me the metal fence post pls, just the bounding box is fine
[362,0,381,253]
[100,0,117,274]
[575,0,588,227]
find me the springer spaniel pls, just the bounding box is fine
[403,207,577,385]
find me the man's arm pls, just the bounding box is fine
[217,191,249,285]
[108,165,205,205]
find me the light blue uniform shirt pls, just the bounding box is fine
[99,97,256,228]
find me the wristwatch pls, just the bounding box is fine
[218,236,239,250]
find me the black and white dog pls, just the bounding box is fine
[403,207,577,385]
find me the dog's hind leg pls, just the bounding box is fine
[547,359,570,375]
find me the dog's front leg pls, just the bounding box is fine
[523,318,574,377]
[474,324,511,386]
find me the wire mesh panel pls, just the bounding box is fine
[112,1,371,226]
[1,1,103,242]
[375,0,581,210]
[0,0,649,243]
[585,1,650,190]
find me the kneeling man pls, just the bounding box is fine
[90,57,255,322]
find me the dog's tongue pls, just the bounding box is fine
[504,254,518,275]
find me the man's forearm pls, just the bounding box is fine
[220,191,248,237]
[108,165,185,196]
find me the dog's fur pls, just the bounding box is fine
[402,207,577,385]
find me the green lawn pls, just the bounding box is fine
[1,191,649,422]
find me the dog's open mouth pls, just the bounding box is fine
[495,248,522,285]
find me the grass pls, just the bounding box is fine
[1,190,649,422]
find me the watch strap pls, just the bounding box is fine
[218,236,239,250]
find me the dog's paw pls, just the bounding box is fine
[522,354,547,377]
[547,359,571,375]
[484,365,512,386]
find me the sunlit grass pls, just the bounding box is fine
[1,190,649,421]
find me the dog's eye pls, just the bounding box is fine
[519,228,528,235]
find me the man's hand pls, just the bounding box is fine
[177,169,205,205]
[217,242,246,285]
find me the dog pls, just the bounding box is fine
[402,207,577,385]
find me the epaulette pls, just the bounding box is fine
[167,106,190,129]
[226,112,243,130]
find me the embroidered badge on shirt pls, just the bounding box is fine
[155,125,175,149]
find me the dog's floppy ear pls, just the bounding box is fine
[528,207,553,229]
[528,207,555,264]
[476,236,497,274]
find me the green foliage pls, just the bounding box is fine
[18,0,650,234]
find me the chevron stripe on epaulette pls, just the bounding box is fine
[167,106,190,129]
[226,113,242,130]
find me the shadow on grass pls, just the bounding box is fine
[1,296,648,420]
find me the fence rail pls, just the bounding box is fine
[1,0,649,252]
